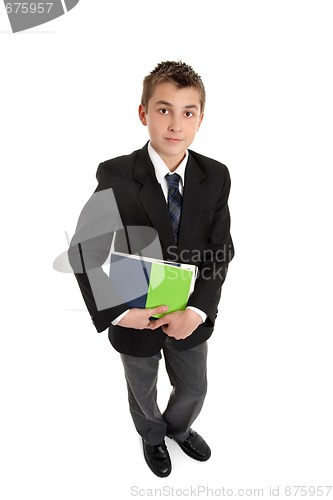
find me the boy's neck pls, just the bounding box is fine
[166,156,185,172]
[150,143,186,172]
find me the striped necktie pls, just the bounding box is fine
[165,173,182,243]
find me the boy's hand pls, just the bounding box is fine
[149,309,203,340]
[117,306,168,330]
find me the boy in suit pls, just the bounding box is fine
[68,61,234,477]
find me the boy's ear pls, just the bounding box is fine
[138,105,147,126]
[197,113,204,131]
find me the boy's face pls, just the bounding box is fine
[139,82,204,170]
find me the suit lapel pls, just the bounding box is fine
[178,153,207,252]
[134,145,176,253]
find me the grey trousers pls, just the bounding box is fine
[120,338,208,446]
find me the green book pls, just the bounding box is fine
[109,252,198,317]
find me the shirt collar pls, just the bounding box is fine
[148,141,188,186]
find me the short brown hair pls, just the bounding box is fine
[141,60,206,113]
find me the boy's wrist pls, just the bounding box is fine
[111,309,130,326]
[186,306,206,324]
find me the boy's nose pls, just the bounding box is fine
[168,122,182,133]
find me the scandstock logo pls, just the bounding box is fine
[3,0,80,33]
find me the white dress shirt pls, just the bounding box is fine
[111,142,207,326]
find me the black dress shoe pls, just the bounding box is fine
[142,439,172,478]
[171,429,211,462]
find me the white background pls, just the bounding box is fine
[1,1,332,498]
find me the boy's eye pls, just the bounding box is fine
[185,111,194,117]
[159,108,169,114]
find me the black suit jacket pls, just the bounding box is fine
[68,143,234,356]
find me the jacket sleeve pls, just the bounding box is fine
[67,163,129,332]
[186,166,234,326]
